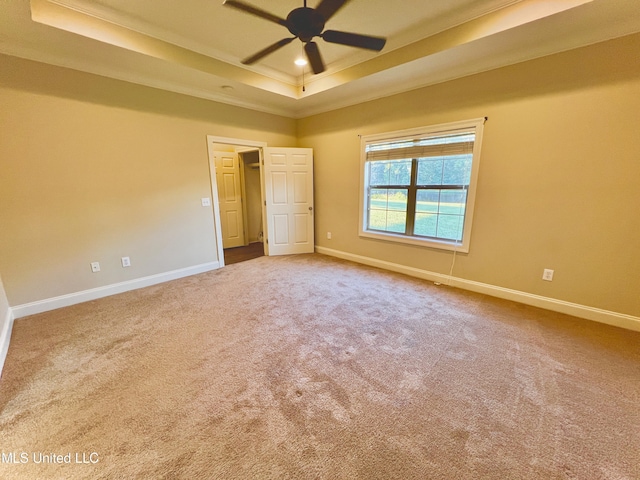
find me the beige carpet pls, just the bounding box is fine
[0,254,638,479]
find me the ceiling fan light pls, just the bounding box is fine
[295,57,308,66]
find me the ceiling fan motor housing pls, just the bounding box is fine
[286,7,325,42]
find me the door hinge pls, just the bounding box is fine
[264,200,267,206]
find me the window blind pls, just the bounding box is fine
[366,132,475,161]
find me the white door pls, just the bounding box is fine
[214,151,245,249]
[263,147,314,255]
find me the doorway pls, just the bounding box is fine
[216,148,265,264]
[206,136,315,267]
[208,138,267,266]
[223,241,264,265]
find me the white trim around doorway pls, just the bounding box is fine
[206,136,268,267]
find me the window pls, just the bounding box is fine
[359,119,485,252]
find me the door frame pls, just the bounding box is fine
[206,136,267,267]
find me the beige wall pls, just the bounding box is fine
[2,33,639,318]
[0,55,296,306]
[299,34,640,317]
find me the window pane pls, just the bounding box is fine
[414,213,437,237]
[414,189,467,241]
[442,155,472,185]
[368,188,407,233]
[389,160,411,185]
[417,158,443,185]
[439,190,467,215]
[416,190,439,213]
[369,159,411,186]
[436,214,464,241]
[385,211,407,233]
[369,162,389,186]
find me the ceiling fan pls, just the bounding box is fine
[222,0,387,74]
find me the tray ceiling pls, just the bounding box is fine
[1,0,639,117]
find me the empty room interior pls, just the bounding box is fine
[1,0,639,478]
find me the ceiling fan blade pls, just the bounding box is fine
[242,37,295,65]
[321,30,387,52]
[315,0,349,21]
[223,0,287,27]
[322,30,386,51]
[304,41,325,74]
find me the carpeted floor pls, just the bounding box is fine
[0,253,638,479]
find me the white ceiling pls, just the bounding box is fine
[1,0,640,118]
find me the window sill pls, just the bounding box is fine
[359,229,469,253]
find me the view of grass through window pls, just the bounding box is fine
[367,154,472,241]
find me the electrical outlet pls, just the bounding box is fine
[542,269,554,281]
[121,256,131,267]
[327,232,332,239]
[90,262,100,273]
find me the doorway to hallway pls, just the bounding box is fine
[223,242,265,265]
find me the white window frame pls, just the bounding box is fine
[358,118,485,253]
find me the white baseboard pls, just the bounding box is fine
[0,307,15,379]
[315,246,640,332]
[11,261,220,319]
